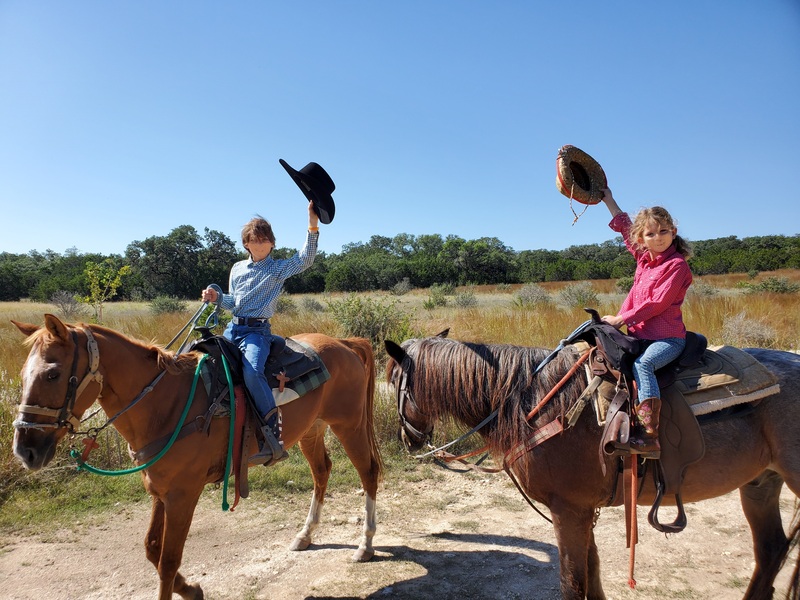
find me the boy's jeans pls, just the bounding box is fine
[224,321,276,423]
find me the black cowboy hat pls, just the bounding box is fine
[279,159,336,224]
[555,145,607,205]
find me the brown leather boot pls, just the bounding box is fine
[249,408,289,467]
[629,397,661,459]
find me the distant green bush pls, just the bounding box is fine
[739,276,799,294]
[149,296,188,315]
[275,294,298,315]
[513,284,551,308]
[454,287,478,308]
[558,282,598,308]
[423,284,449,310]
[326,294,414,350]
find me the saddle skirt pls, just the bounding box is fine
[670,345,781,416]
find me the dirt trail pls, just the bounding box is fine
[0,467,796,600]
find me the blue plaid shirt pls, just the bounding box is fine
[217,230,318,319]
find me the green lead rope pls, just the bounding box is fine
[220,354,235,511]
[70,354,238,513]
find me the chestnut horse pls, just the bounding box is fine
[385,334,800,600]
[13,314,383,600]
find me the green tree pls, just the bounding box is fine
[81,260,131,322]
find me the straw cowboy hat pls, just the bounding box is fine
[555,145,607,205]
[279,159,336,224]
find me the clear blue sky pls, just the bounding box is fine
[1,1,798,257]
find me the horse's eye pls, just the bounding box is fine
[46,370,60,381]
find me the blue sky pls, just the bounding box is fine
[1,1,798,257]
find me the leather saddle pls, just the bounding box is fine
[190,329,329,412]
[570,309,707,534]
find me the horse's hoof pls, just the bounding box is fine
[289,536,311,551]
[179,583,204,600]
[352,547,374,562]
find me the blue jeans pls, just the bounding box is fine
[632,337,686,401]
[224,322,275,423]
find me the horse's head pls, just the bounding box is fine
[385,338,433,452]
[11,314,103,470]
[385,329,450,453]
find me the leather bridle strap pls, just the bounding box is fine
[14,328,104,432]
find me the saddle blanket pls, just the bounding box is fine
[674,345,780,416]
[272,338,330,406]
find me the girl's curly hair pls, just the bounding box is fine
[629,206,692,258]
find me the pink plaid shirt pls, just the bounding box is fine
[610,212,692,340]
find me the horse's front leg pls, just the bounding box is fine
[152,489,204,600]
[587,528,607,600]
[550,500,601,600]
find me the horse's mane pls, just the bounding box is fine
[408,337,586,450]
[84,323,201,374]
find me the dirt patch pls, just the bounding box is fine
[0,467,796,599]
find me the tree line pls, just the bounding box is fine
[0,226,798,302]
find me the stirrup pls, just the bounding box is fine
[249,424,288,467]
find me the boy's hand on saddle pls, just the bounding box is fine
[202,287,218,303]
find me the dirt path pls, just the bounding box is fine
[0,467,796,600]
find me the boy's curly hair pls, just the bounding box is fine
[629,206,692,258]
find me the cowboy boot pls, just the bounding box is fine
[249,408,289,467]
[629,397,661,459]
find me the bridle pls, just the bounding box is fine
[14,328,104,433]
[394,365,433,446]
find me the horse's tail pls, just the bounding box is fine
[341,337,384,481]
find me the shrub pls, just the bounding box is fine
[454,287,478,308]
[149,296,188,315]
[50,290,88,319]
[690,279,719,297]
[390,277,412,296]
[558,282,598,308]
[742,276,800,294]
[513,284,551,308]
[275,294,298,315]
[301,296,325,312]
[423,284,449,310]
[326,294,414,350]
[721,312,777,348]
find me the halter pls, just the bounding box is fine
[395,368,433,445]
[14,328,104,432]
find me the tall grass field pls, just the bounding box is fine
[1,270,798,530]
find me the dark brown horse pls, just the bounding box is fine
[385,333,800,600]
[13,314,383,600]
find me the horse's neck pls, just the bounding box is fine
[95,331,184,443]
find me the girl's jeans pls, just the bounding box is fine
[224,321,276,423]
[632,337,686,401]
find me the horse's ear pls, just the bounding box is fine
[384,340,407,363]
[43,314,70,342]
[435,328,450,338]
[11,319,40,338]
